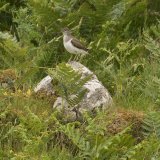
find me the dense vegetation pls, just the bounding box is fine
[0,0,160,159]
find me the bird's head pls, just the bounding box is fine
[61,27,72,36]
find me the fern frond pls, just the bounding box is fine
[142,112,160,138]
[144,22,160,59]
[48,63,91,108]
[58,122,88,151]
[0,31,26,69]
[0,3,10,11]
[120,136,160,160]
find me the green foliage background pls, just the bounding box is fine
[0,0,160,159]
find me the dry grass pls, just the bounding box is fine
[0,69,16,83]
[106,109,144,139]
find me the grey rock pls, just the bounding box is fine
[53,97,77,121]
[34,62,112,120]
[68,61,112,110]
[34,75,54,95]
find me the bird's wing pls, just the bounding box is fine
[71,38,89,52]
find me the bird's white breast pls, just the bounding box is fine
[63,36,87,55]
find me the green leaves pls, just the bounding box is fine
[142,112,160,138]
[0,31,26,69]
[0,3,10,11]
[48,62,91,107]
[0,0,160,159]
[144,24,160,59]
[120,136,160,160]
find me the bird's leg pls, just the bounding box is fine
[73,54,78,61]
[74,54,78,61]
[68,55,73,62]
[78,54,82,61]
[79,54,85,62]
[73,55,76,61]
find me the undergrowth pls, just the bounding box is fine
[0,0,160,159]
